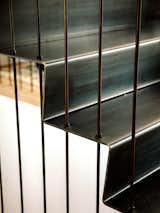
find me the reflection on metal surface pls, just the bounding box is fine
[0,0,160,212]
[43,42,160,120]
[0,55,40,106]
[0,0,160,62]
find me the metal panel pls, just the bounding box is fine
[46,84,160,146]
[43,43,160,120]
[0,0,11,55]
[103,125,160,202]
[0,0,160,62]
[104,169,160,212]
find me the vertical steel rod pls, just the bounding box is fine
[0,158,4,213]
[96,143,100,213]
[9,0,24,212]
[130,0,142,210]
[39,64,47,213]
[35,0,47,212]
[97,0,103,139]
[64,0,70,212]
[96,0,103,213]
[13,57,24,213]
[65,132,69,213]
[64,0,69,128]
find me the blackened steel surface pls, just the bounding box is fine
[1,30,160,64]
[46,83,160,210]
[43,43,160,120]
[104,169,160,213]
[130,0,142,208]
[0,1,11,54]
[46,83,160,146]
[103,124,160,203]
[0,0,160,62]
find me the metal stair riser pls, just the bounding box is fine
[43,43,160,120]
[103,125,160,201]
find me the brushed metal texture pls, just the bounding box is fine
[43,43,160,120]
[0,0,160,62]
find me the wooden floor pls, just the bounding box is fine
[0,57,40,106]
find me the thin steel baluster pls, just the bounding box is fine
[13,57,24,213]
[96,143,100,213]
[64,0,69,128]
[65,132,69,213]
[130,0,142,210]
[38,64,46,213]
[64,0,70,212]
[9,0,24,212]
[96,0,103,213]
[0,157,4,213]
[35,0,47,212]
[97,0,103,139]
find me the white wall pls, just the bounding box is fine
[0,96,118,213]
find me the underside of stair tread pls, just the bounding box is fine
[104,169,160,213]
[45,83,160,146]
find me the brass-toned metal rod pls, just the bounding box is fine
[130,0,142,209]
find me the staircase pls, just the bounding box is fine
[0,0,160,212]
